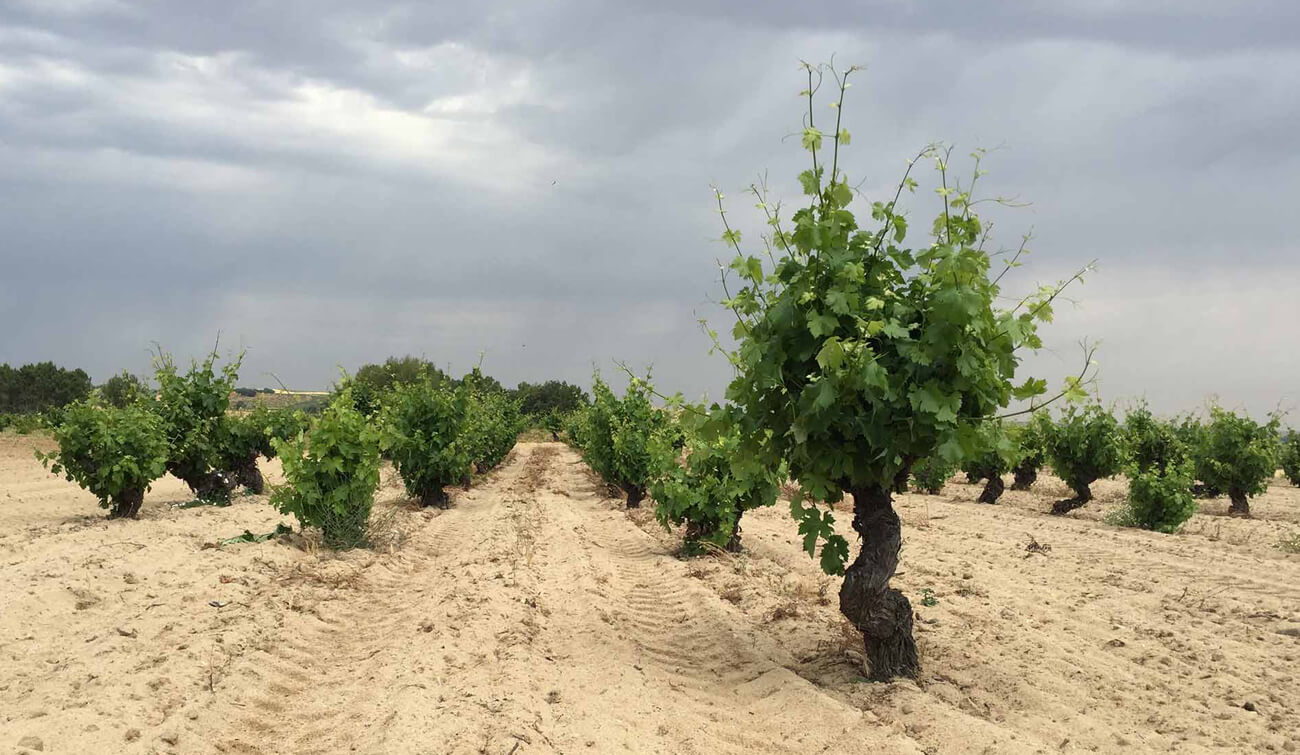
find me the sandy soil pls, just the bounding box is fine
[2,434,1298,754]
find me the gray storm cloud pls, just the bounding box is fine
[1,1,1296,418]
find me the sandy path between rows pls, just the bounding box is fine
[207,442,917,754]
[3,436,1299,754]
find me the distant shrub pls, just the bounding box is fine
[11,413,42,435]
[1046,403,1125,514]
[100,371,147,409]
[1097,402,1199,533]
[216,407,307,495]
[563,408,587,448]
[1280,431,1300,487]
[1010,413,1052,490]
[460,372,524,474]
[37,403,168,519]
[513,380,589,416]
[380,379,469,508]
[1173,415,1219,497]
[1122,402,1182,474]
[541,410,564,441]
[651,405,779,553]
[961,422,1015,504]
[338,356,451,417]
[910,456,955,495]
[272,392,381,548]
[1114,459,1197,534]
[573,371,667,507]
[1192,405,1280,517]
[0,413,10,432]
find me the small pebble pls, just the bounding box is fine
[17,736,43,752]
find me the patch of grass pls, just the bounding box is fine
[1277,531,1300,554]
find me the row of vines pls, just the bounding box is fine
[562,62,1300,682]
[37,351,524,548]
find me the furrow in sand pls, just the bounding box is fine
[212,447,538,754]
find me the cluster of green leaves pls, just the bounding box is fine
[0,361,93,414]
[540,410,565,440]
[1191,405,1279,514]
[0,412,44,434]
[650,405,781,553]
[1110,403,1197,533]
[1009,412,1052,490]
[36,403,168,519]
[961,422,1015,503]
[570,371,669,506]
[271,391,381,549]
[1115,460,1197,534]
[712,64,1084,573]
[461,372,525,473]
[99,371,148,409]
[339,356,451,417]
[910,455,955,494]
[149,349,243,500]
[562,410,586,447]
[1281,431,1300,486]
[381,378,470,507]
[1044,403,1125,504]
[513,380,589,417]
[1122,403,1183,474]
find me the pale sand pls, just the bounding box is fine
[2,434,1298,753]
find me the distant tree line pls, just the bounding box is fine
[338,355,588,418]
[0,362,93,413]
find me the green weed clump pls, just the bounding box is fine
[272,392,381,549]
[910,456,955,494]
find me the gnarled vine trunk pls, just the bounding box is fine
[420,487,450,509]
[1011,464,1037,491]
[840,484,919,681]
[725,510,744,553]
[1228,489,1250,517]
[191,470,235,502]
[891,469,909,495]
[625,485,645,509]
[1050,481,1092,515]
[232,457,264,495]
[109,488,145,519]
[978,475,1005,504]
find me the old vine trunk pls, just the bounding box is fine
[233,458,264,495]
[1012,465,1037,491]
[420,487,450,509]
[978,476,1005,505]
[840,484,919,680]
[1228,489,1250,517]
[109,488,145,519]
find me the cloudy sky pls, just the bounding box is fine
[1,1,1296,418]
